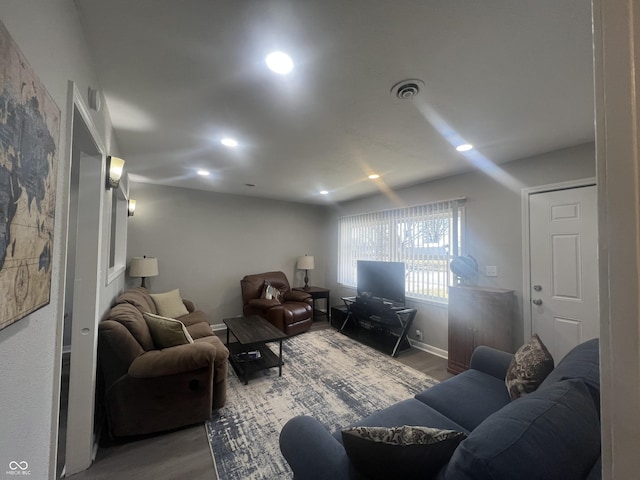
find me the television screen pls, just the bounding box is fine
[356,260,405,305]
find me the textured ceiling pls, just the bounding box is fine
[75,0,595,204]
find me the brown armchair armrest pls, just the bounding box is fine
[128,342,216,378]
[285,290,311,302]
[247,298,281,309]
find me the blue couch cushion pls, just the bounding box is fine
[539,338,600,409]
[444,378,601,480]
[333,398,468,443]
[415,369,511,431]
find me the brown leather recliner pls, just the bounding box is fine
[98,287,229,437]
[241,271,313,335]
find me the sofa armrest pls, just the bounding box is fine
[179,310,209,327]
[128,342,216,378]
[280,416,352,480]
[182,299,195,313]
[469,346,514,380]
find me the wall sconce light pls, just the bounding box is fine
[88,86,102,111]
[106,155,125,190]
[127,199,136,217]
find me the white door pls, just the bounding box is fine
[529,185,598,362]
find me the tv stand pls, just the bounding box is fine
[338,296,417,357]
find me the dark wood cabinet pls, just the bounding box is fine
[447,286,515,374]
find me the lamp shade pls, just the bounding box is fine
[297,255,315,270]
[106,156,125,189]
[127,199,136,217]
[129,257,159,278]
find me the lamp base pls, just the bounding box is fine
[304,270,310,289]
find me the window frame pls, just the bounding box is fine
[106,181,128,285]
[337,198,466,304]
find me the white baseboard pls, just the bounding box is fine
[408,338,448,360]
[211,323,227,333]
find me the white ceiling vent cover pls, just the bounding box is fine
[390,79,425,99]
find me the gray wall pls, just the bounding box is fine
[0,2,123,479]
[126,183,330,327]
[328,142,596,352]
[129,143,594,355]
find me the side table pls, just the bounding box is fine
[293,286,331,323]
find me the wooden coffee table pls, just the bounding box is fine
[223,315,288,384]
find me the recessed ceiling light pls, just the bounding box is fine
[456,143,473,152]
[368,174,380,180]
[265,51,294,74]
[320,190,329,195]
[221,138,238,147]
[197,170,210,176]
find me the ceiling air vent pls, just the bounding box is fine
[390,79,425,100]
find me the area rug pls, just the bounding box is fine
[205,328,438,480]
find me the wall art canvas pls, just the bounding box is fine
[0,20,60,331]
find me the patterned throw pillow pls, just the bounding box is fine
[341,425,466,480]
[260,281,281,302]
[505,333,555,400]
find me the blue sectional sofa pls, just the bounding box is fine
[280,339,601,480]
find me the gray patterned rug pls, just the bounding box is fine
[205,328,438,480]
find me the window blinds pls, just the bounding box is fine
[338,198,465,303]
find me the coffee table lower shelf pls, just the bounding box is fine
[227,342,282,385]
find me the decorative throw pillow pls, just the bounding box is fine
[341,425,466,480]
[150,289,189,318]
[260,281,281,302]
[143,312,194,349]
[505,333,555,400]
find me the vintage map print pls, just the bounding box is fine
[0,20,60,330]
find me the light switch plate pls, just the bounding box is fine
[486,265,498,277]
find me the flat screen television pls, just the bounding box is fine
[356,260,406,306]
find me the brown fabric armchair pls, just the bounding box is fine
[98,287,228,437]
[241,271,313,335]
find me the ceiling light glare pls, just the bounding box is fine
[456,143,473,152]
[265,51,294,74]
[221,138,238,147]
[368,174,380,180]
[320,190,329,195]
[197,170,210,176]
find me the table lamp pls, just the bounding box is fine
[297,255,315,290]
[129,256,158,288]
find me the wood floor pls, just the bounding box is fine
[68,321,452,480]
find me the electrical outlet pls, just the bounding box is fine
[415,329,423,340]
[486,265,498,277]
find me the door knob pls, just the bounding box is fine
[533,285,542,292]
[532,299,543,306]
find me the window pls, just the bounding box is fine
[338,198,465,303]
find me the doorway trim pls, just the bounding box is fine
[521,177,596,344]
[59,81,106,476]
